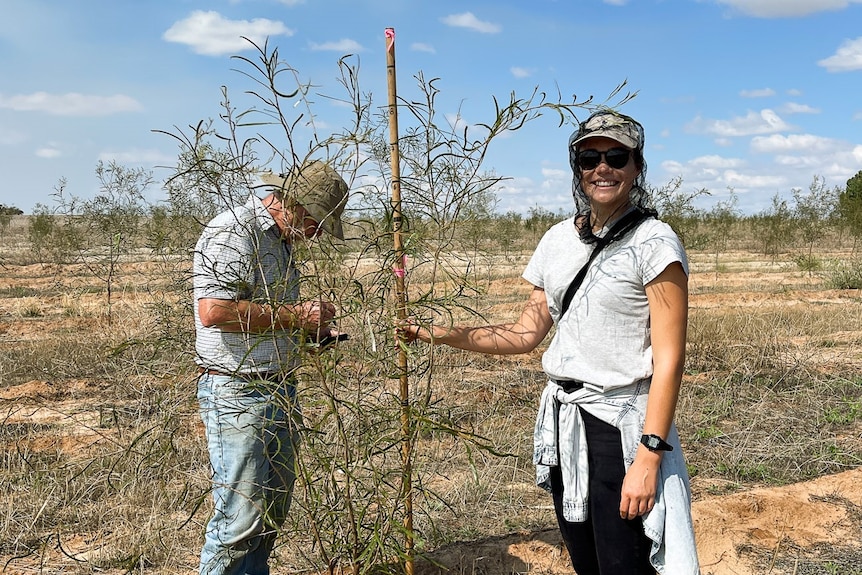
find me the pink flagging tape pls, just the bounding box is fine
[393,254,407,278]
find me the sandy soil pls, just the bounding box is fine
[408,466,862,574]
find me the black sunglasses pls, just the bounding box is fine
[576,147,632,171]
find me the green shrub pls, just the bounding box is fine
[826,259,862,289]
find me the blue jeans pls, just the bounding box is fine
[197,374,300,575]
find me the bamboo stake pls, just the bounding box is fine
[385,27,414,575]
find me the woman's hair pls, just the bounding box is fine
[568,109,655,243]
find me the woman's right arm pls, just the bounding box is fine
[403,286,554,355]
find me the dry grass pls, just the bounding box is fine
[2,214,862,574]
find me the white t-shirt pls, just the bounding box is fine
[522,216,688,391]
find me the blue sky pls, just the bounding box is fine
[1,0,861,216]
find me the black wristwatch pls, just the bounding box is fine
[640,434,673,452]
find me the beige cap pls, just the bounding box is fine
[570,110,644,150]
[261,161,349,240]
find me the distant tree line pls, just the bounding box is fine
[19,166,862,261]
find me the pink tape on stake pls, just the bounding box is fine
[393,254,407,278]
[385,28,395,52]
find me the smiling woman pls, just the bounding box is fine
[402,109,699,574]
[568,110,653,243]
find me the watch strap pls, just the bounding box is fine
[641,433,673,452]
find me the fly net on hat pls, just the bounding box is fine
[261,161,349,240]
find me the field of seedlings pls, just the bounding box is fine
[2,211,862,575]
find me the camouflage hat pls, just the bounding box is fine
[261,161,349,240]
[570,110,644,151]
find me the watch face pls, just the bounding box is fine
[647,436,659,449]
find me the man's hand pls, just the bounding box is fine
[293,300,337,335]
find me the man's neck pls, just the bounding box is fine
[262,193,291,243]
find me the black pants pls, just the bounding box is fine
[550,408,654,575]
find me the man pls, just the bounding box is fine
[193,160,349,575]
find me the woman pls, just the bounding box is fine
[402,110,700,574]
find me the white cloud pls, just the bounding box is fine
[277,0,305,5]
[715,0,859,18]
[494,176,533,198]
[689,155,745,169]
[740,88,775,98]
[510,66,532,78]
[818,37,862,72]
[309,39,364,52]
[35,146,62,159]
[163,11,293,56]
[685,109,791,137]
[661,128,862,214]
[778,102,820,114]
[720,170,785,189]
[770,154,858,189]
[750,133,837,153]
[440,12,501,34]
[411,42,436,54]
[659,159,684,173]
[771,154,825,169]
[0,92,142,116]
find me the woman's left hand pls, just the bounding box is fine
[619,452,660,520]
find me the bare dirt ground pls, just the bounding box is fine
[2,246,862,574]
[408,469,862,575]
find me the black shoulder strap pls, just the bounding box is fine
[559,210,651,318]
